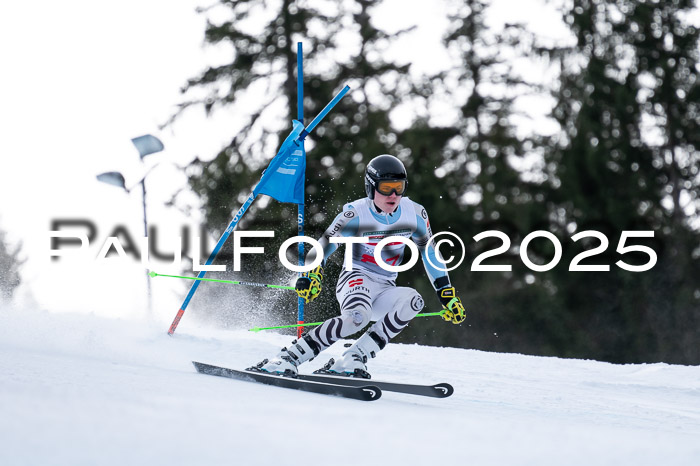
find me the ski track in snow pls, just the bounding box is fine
[1,307,699,466]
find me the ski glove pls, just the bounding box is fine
[295,265,323,304]
[437,287,466,324]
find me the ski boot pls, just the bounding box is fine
[314,331,385,379]
[248,335,318,377]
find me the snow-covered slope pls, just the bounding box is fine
[1,308,698,466]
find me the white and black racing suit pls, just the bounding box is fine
[303,196,452,352]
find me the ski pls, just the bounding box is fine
[297,372,454,398]
[192,362,382,402]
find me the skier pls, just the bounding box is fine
[250,154,465,378]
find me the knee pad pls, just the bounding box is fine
[395,290,424,320]
[409,291,425,312]
[342,307,370,330]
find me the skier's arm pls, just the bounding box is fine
[296,207,359,304]
[412,204,466,324]
[411,205,450,290]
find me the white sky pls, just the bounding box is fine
[0,0,229,320]
[0,0,567,324]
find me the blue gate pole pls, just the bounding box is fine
[296,42,305,339]
[168,192,256,335]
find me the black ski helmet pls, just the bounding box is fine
[364,154,408,199]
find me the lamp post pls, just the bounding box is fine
[97,134,164,317]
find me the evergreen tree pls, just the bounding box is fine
[169,0,700,363]
[545,0,700,363]
[397,0,558,353]
[171,0,434,328]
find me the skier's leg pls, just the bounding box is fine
[249,333,320,376]
[297,269,381,358]
[252,270,378,375]
[323,286,424,377]
[369,286,425,343]
[305,269,376,350]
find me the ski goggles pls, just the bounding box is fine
[375,179,407,196]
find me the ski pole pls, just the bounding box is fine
[248,309,447,332]
[150,271,295,291]
[249,321,326,333]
